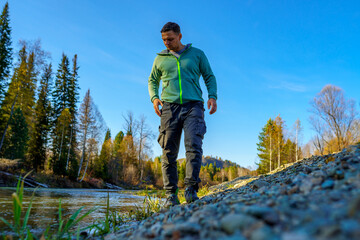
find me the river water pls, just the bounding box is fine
[0,187,146,235]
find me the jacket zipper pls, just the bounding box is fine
[176,58,183,104]
[171,45,191,104]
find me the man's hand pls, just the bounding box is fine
[153,98,163,117]
[207,98,217,115]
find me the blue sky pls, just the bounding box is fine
[6,0,360,168]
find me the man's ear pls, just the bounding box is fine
[179,33,182,41]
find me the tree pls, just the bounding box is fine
[108,130,124,183]
[51,108,71,175]
[113,131,124,158]
[293,119,302,161]
[123,111,137,136]
[81,106,105,182]
[309,85,359,153]
[0,45,36,154]
[78,89,94,177]
[1,107,28,159]
[0,2,12,103]
[94,129,111,180]
[178,160,186,186]
[137,115,154,180]
[274,115,285,168]
[256,119,274,174]
[27,64,52,170]
[78,89,105,180]
[51,54,79,178]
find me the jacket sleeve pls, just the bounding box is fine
[148,58,162,103]
[199,51,217,100]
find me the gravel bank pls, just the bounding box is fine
[105,144,360,240]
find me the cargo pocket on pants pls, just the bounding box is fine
[196,119,207,139]
[157,126,166,148]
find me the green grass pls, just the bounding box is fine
[0,172,97,240]
[87,188,164,236]
[0,171,35,240]
[133,188,166,199]
[127,189,163,221]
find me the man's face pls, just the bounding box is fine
[161,30,182,51]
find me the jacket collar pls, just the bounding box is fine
[157,43,192,56]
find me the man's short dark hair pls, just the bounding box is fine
[161,22,181,34]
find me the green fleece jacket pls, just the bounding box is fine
[148,44,217,104]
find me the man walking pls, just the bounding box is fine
[148,22,217,207]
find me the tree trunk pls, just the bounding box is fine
[78,127,88,178]
[269,135,272,172]
[277,132,280,168]
[58,125,65,164]
[80,144,92,182]
[296,127,298,162]
[66,125,73,171]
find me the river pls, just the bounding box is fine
[0,187,147,236]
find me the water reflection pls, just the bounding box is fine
[0,188,145,234]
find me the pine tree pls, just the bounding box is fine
[66,55,79,178]
[109,130,124,182]
[256,118,275,174]
[0,45,36,154]
[1,107,28,159]
[94,129,111,180]
[27,64,52,171]
[52,108,71,175]
[178,160,186,184]
[52,54,70,121]
[51,54,71,175]
[51,54,79,178]
[113,131,124,157]
[0,2,12,103]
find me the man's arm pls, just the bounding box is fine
[199,51,217,114]
[148,59,162,102]
[148,59,163,116]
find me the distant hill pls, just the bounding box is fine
[178,156,245,170]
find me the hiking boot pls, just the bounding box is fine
[184,186,199,203]
[163,194,180,208]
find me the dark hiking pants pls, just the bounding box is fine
[158,101,206,194]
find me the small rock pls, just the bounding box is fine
[244,206,273,218]
[220,213,257,234]
[253,180,270,189]
[319,224,341,239]
[348,195,360,217]
[250,225,276,240]
[334,169,345,179]
[175,222,201,234]
[321,179,335,189]
[303,165,312,174]
[288,185,299,194]
[150,222,162,236]
[281,232,310,240]
[300,178,313,194]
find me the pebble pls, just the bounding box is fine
[220,213,257,234]
[321,179,334,189]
